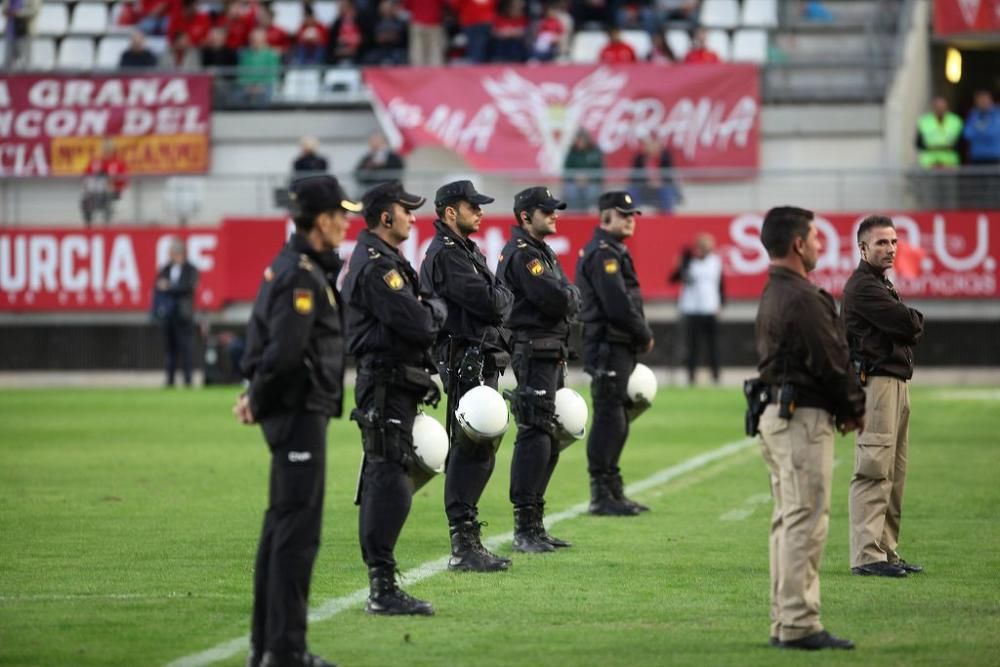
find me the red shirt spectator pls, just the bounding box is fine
[216,1,258,50]
[296,15,329,47]
[168,5,213,47]
[451,0,496,27]
[683,47,720,64]
[85,153,129,195]
[599,38,636,64]
[405,0,445,25]
[494,13,528,38]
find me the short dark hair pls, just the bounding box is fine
[760,206,814,258]
[292,213,316,232]
[435,199,461,220]
[857,215,894,244]
[364,200,393,229]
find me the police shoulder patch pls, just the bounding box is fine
[603,259,620,274]
[293,288,314,315]
[526,258,544,276]
[383,269,405,290]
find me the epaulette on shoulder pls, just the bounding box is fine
[442,236,455,246]
[298,254,314,272]
[367,246,382,260]
[516,239,528,249]
[598,241,609,249]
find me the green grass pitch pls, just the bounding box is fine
[1,385,999,666]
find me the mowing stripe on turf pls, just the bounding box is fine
[166,436,756,667]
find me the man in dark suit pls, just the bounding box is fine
[155,238,199,387]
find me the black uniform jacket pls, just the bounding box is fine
[755,265,865,419]
[496,225,578,340]
[241,233,346,420]
[419,220,513,353]
[842,260,924,381]
[574,227,652,348]
[341,229,444,365]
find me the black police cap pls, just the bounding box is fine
[598,191,642,215]
[513,186,567,214]
[362,181,426,211]
[434,180,495,208]
[289,175,362,217]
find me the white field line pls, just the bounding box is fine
[166,437,756,667]
[718,457,844,521]
[0,592,239,603]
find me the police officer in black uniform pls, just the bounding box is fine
[236,175,359,667]
[341,181,446,615]
[419,180,514,572]
[497,186,580,552]
[575,191,654,517]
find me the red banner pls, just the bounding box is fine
[934,0,1000,34]
[2,212,996,312]
[0,74,212,177]
[364,63,760,174]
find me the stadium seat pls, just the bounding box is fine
[569,31,607,63]
[666,29,691,60]
[732,29,768,63]
[36,4,70,36]
[57,37,96,69]
[705,29,731,61]
[0,40,5,68]
[741,0,779,28]
[69,3,109,34]
[312,1,338,26]
[282,68,322,102]
[621,30,652,60]
[272,1,304,34]
[29,38,57,69]
[699,0,740,29]
[323,67,363,92]
[96,35,131,69]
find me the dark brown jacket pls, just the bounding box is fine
[755,266,865,420]
[842,260,924,381]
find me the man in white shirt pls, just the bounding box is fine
[674,233,723,385]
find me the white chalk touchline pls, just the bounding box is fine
[166,437,757,667]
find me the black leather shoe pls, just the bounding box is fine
[246,648,262,667]
[851,561,908,577]
[781,631,855,651]
[894,559,923,573]
[260,651,338,667]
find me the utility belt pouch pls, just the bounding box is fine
[504,386,556,435]
[351,408,385,457]
[396,365,441,408]
[777,383,797,420]
[485,350,510,373]
[743,378,771,437]
[517,337,566,361]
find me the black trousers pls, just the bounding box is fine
[444,369,500,525]
[684,313,719,383]
[251,412,328,656]
[509,351,562,508]
[355,371,420,570]
[164,317,194,386]
[583,341,635,478]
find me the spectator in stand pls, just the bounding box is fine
[802,0,834,22]
[201,25,239,67]
[670,233,724,385]
[2,0,40,69]
[168,0,213,47]
[133,0,174,36]
[683,27,720,64]
[628,138,682,213]
[120,30,159,68]
[256,6,291,55]
[562,129,603,211]
[618,1,658,34]
[492,0,529,62]
[238,27,282,104]
[657,0,697,21]
[598,25,636,64]
[453,0,497,64]
[354,132,404,189]
[155,238,200,388]
[916,96,963,169]
[406,0,446,66]
[963,90,1000,167]
[292,136,330,177]
[80,140,129,227]
[531,1,568,62]
[217,0,256,51]
[326,0,367,65]
[292,4,329,64]
[364,0,408,65]
[571,0,613,27]
[162,30,201,69]
[648,32,676,63]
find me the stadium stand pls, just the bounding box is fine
[28,37,57,69]
[731,28,767,64]
[57,36,96,69]
[35,3,70,36]
[68,3,110,35]
[699,0,741,29]
[96,35,131,69]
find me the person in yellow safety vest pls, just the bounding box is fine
[915,97,964,169]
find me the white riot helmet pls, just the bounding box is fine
[553,387,588,450]
[455,385,509,448]
[408,412,449,491]
[626,363,657,422]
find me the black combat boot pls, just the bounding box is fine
[448,521,511,572]
[512,505,555,553]
[610,473,650,513]
[365,566,434,616]
[588,475,640,516]
[259,651,338,667]
[535,502,572,548]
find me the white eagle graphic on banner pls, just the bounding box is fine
[958,0,981,24]
[482,67,627,174]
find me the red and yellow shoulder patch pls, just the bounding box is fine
[293,288,314,315]
[603,259,619,274]
[383,269,405,291]
[526,258,544,276]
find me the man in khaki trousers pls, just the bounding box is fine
[843,215,925,577]
[755,207,866,651]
